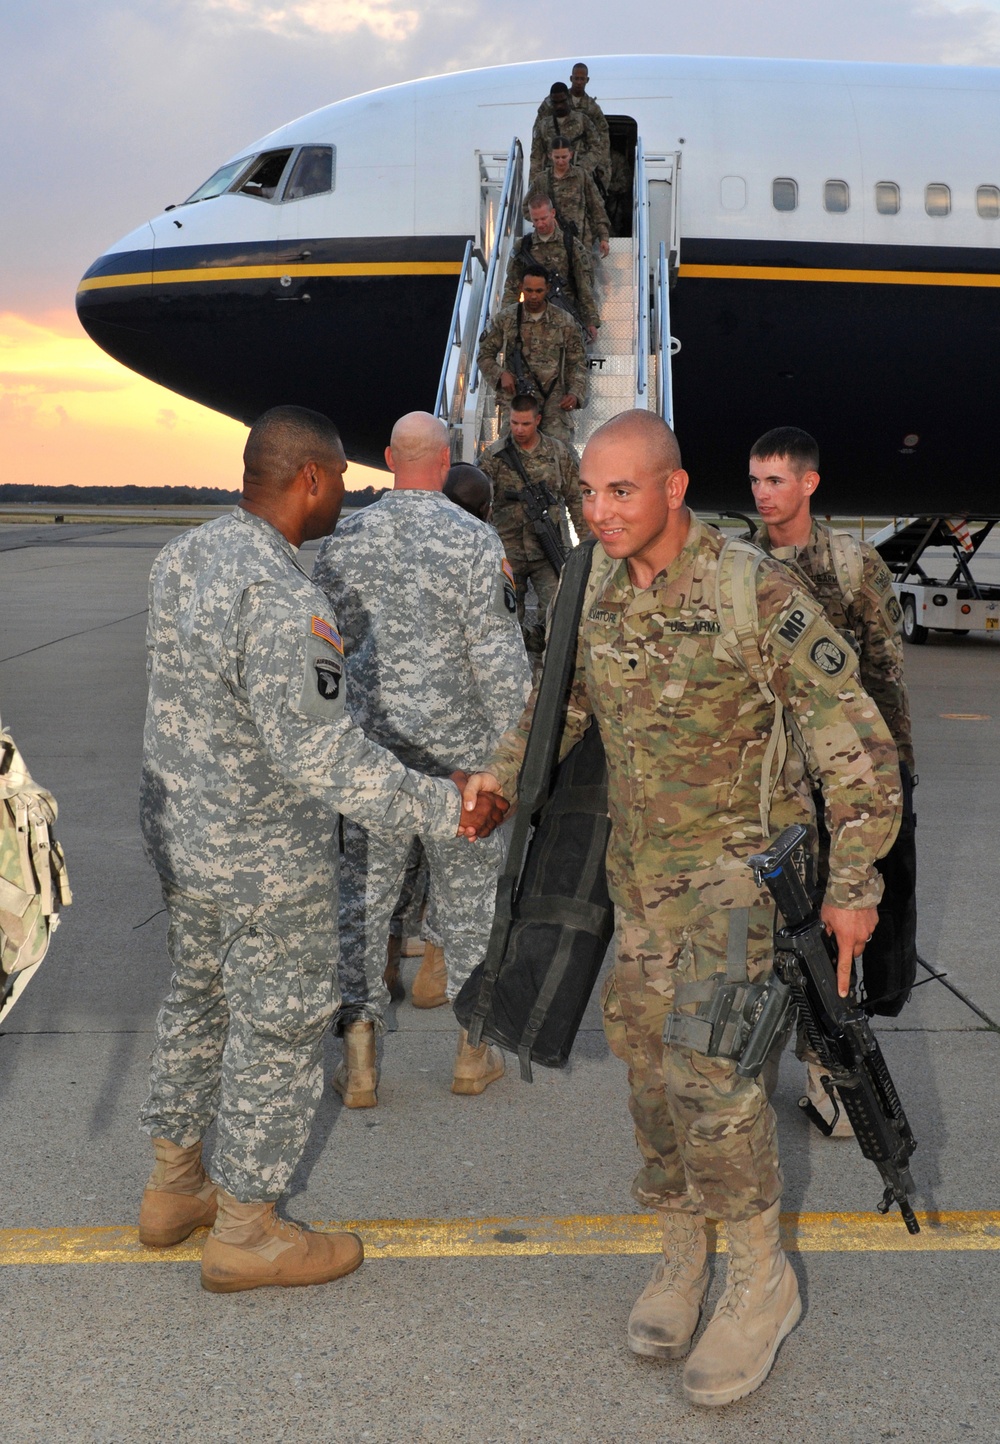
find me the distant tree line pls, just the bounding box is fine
[0,483,388,507]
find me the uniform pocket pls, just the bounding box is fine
[600,970,631,1062]
[223,917,335,1048]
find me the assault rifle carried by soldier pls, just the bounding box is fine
[502,193,600,342]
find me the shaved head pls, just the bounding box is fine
[388,412,448,464]
[587,410,682,475]
[243,405,343,492]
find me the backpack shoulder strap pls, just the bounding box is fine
[829,529,864,608]
[714,538,787,838]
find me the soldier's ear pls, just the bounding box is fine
[803,470,820,494]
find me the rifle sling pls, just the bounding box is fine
[513,301,557,403]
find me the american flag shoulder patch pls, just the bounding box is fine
[501,559,514,585]
[311,616,344,653]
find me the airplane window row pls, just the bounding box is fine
[183,146,336,206]
[770,177,1000,218]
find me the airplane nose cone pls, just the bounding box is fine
[76,222,161,385]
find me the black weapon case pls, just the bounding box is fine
[454,540,615,1078]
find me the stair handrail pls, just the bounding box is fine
[433,239,486,449]
[655,241,675,426]
[468,137,524,400]
[634,139,650,400]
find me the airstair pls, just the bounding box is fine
[434,138,681,459]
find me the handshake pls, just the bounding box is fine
[450,770,508,840]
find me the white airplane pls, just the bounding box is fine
[76,54,1000,511]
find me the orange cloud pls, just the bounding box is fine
[0,311,387,491]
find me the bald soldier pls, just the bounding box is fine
[138,406,506,1295]
[462,411,901,1406]
[313,413,531,1103]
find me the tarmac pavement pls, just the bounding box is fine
[1,517,999,1444]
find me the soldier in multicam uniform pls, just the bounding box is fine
[479,392,585,665]
[479,265,589,444]
[312,413,531,1105]
[749,425,916,1133]
[462,411,901,1407]
[526,135,611,275]
[137,406,506,1294]
[535,66,613,183]
[502,195,601,342]
[532,79,610,189]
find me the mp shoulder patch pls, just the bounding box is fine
[776,605,810,646]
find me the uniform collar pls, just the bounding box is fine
[599,516,706,617]
[234,505,301,565]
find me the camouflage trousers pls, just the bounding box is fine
[601,898,783,1222]
[388,836,436,944]
[510,555,560,661]
[338,819,505,1030]
[140,879,338,1202]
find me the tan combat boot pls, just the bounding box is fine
[201,1188,363,1293]
[805,1062,855,1138]
[383,935,405,1003]
[451,1027,505,1095]
[411,942,447,1009]
[682,1201,801,1407]
[627,1211,709,1358]
[138,1137,218,1248]
[332,1020,378,1108]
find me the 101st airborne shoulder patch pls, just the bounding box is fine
[295,623,346,721]
[493,559,518,618]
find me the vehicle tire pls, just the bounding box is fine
[901,597,928,645]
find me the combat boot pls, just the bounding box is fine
[332,1020,378,1108]
[383,935,405,1003]
[201,1189,363,1293]
[411,942,447,1009]
[627,1211,709,1358]
[682,1201,801,1407]
[805,1062,855,1138]
[138,1137,217,1248]
[451,1027,505,1095]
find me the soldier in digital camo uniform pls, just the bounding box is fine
[749,425,916,1134]
[313,413,531,1104]
[137,406,506,1295]
[478,266,589,445]
[479,392,586,664]
[462,412,901,1407]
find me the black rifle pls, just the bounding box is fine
[498,440,568,575]
[749,824,920,1234]
[508,303,558,409]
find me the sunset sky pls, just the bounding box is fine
[5,0,1000,490]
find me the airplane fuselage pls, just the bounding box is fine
[77,55,1000,511]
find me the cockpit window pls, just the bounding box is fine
[183,157,254,205]
[237,150,294,200]
[283,146,336,201]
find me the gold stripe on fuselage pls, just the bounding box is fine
[77,260,464,293]
[679,263,1000,287]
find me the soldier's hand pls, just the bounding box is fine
[452,770,509,839]
[599,239,610,257]
[586,325,599,342]
[560,393,579,411]
[499,371,517,395]
[820,904,880,998]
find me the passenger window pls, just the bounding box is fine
[824,180,849,213]
[875,182,900,215]
[772,178,797,212]
[238,150,294,201]
[976,185,1000,219]
[925,183,951,217]
[719,176,747,211]
[184,158,254,205]
[283,146,336,201]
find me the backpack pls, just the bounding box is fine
[0,719,71,991]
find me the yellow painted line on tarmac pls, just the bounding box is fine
[2,1211,999,1266]
[940,713,990,721]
